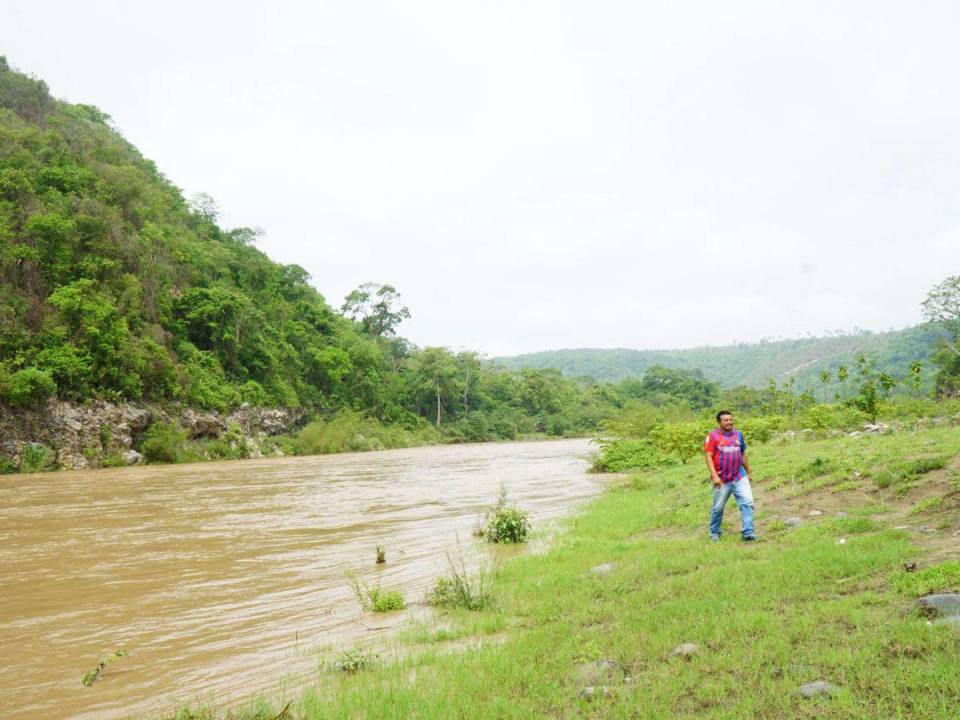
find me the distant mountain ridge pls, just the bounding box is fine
[495,325,939,392]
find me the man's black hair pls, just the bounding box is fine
[716,410,733,423]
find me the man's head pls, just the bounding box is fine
[716,410,734,431]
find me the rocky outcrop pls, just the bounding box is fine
[0,400,304,472]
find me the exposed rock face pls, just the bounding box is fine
[0,400,304,472]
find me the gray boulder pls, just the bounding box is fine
[916,593,960,618]
[784,516,803,528]
[797,680,839,698]
[670,643,700,658]
[575,659,622,686]
[578,685,611,700]
[589,563,617,576]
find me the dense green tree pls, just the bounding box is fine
[635,365,719,409]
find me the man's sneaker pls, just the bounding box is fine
[709,534,721,542]
[742,535,759,542]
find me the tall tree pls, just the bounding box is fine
[341,283,411,337]
[922,275,960,396]
[411,347,458,427]
[818,370,831,403]
[457,351,482,413]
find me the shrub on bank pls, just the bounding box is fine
[296,409,437,455]
[427,552,494,610]
[591,438,671,473]
[1,367,56,407]
[140,421,189,463]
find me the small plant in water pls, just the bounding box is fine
[485,506,531,543]
[81,649,128,687]
[329,648,378,673]
[477,483,531,544]
[347,574,406,612]
[375,544,386,564]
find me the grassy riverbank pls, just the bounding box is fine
[169,426,960,719]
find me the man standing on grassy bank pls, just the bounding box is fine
[704,410,757,542]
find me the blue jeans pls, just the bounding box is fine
[709,475,755,538]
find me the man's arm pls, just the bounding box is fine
[705,450,721,487]
[741,451,752,477]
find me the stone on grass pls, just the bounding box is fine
[836,538,846,545]
[578,685,611,700]
[670,643,700,658]
[784,516,803,528]
[915,593,960,618]
[575,659,622,686]
[809,510,823,517]
[797,680,840,698]
[934,616,960,629]
[916,526,936,534]
[835,511,849,518]
[589,562,617,576]
[848,431,861,437]
[122,449,144,465]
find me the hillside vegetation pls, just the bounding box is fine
[3,56,959,473]
[0,58,624,447]
[496,326,938,392]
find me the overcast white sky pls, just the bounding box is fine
[4,1,959,355]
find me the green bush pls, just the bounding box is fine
[296,409,436,455]
[427,549,493,610]
[799,404,869,431]
[485,506,531,544]
[239,380,268,406]
[592,438,670,472]
[177,342,241,411]
[649,421,710,464]
[368,587,406,612]
[329,649,377,673]
[2,367,56,406]
[348,574,406,612]
[140,421,189,463]
[737,415,785,443]
[19,443,50,473]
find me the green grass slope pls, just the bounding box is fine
[173,425,960,719]
[496,325,939,392]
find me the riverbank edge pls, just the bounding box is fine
[0,398,583,475]
[163,425,960,719]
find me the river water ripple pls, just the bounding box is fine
[0,438,602,719]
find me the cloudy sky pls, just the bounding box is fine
[4,1,959,355]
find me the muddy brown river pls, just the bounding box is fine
[0,438,602,719]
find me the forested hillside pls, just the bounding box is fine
[497,325,939,393]
[0,58,617,442]
[2,56,956,469]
